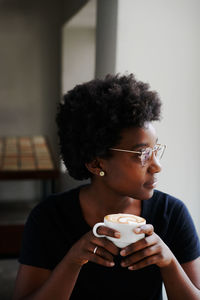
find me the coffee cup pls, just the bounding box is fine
[93,213,146,248]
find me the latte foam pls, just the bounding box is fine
[105,213,145,224]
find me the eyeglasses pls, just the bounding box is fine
[109,144,166,166]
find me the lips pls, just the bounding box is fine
[144,178,158,189]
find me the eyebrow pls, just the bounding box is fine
[130,143,148,150]
[130,138,158,150]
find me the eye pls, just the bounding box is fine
[130,151,142,163]
[131,153,141,159]
[141,147,150,153]
[133,150,143,159]
[143,148,151,157]
[138,148,146,154]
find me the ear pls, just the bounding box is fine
[85,158,104,176]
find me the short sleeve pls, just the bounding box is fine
[19,189,87,271]
[167,200,200,264]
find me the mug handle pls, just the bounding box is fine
[93,222,106,238]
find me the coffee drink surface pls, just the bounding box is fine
[105,213,145,225]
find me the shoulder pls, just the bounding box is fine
[147,190,200,263]
[31,186,81,215]
[152,189,184,206]
[144,189,194,239]
[26,185,83,229]
[146,189,187,220]
[19,185,84,269]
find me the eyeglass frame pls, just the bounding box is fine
[109,144,166,166]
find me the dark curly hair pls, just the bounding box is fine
[56,73,161,180]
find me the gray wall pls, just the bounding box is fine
[0,1,62,201]
[0,0,62,152]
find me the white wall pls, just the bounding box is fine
[115,0,200,236]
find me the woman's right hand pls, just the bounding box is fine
[66,226,120,268]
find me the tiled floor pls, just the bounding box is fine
[0,259,19,300]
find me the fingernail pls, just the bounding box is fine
[120,250,126,256]
[134,228,141,233]
[128,266,135,270]
[114,232,121,238]
[109,262,115,267]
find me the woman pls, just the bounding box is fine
[13,74,200,299]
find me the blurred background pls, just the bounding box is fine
[0,0,199,299]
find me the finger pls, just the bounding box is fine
[89,231,119,256]
[128,254,160,271]
[121,243,162,267]
[120,233,158,257]
[88,252,115,268]
[92,237,120,256]
[90,244,114,262]
[134,224,154,236]
[97,225,121,239]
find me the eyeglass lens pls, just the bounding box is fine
[141,145,164,166]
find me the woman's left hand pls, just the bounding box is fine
[120,224,174,270]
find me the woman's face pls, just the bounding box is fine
[101,123,162,200]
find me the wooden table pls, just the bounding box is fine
[0,135,60,257]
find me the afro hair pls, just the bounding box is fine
[56,73,161,180]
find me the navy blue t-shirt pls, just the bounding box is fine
[19,187,200,300]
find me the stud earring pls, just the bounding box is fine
[99,171,105,177]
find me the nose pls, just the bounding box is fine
[148,152,162,174]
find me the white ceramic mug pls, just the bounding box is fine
[93,213,146,248]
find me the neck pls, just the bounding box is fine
[80,180,141,224]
